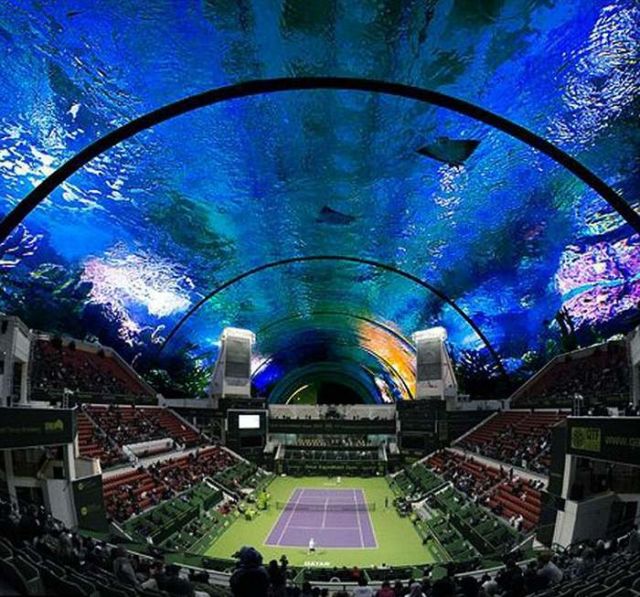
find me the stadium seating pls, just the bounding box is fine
[457,410,567,474]
[77,411,127,468]
[424,449,543,531]
[123,481,226,550]
[151,446,236,494]
[102,447,254,523]
[143,407,201,447]
[0,495,231,596]
[511,341,630,408]
[86,404,202,450]
[391,459,522,567]
[2,454,639,597]
[30,338,154,400]
[77,404,204,470]
[530,548,640,597]
[487,480,542,532]
[212,460,266,493]
[390,463,447,499]
[426,449,507,496]
[103,467,165,521]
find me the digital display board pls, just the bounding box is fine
[0,407,76,449]
[238,414,261,430]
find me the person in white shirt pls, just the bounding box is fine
[308,537,315,553]
[352,577,374,597]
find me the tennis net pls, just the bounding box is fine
[275,501,376,512]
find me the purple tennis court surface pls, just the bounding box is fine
[265,488,377,549]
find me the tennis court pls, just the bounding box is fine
[265,487,377,548]
[202,476,439,568]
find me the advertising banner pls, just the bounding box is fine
[0,407,76,448]
[567,417,640,466]
[72,474,109,532]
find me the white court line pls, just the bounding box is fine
[359,488,378,548]
[321,497,329,528]
[276,541,380,551]
[352,489,365,548]
[286,525,361,530]
[264,487,299,546]
[274,488,305,546]
[268,487,378,549]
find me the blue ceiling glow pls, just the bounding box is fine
[0,0,638,401]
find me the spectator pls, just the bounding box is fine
[537,551,563,586]
[353,576,374,597]
[431,577,456,597]
[112,545,138,586]
[482,575,499,596]
[267,557,287,597]
[406,580,427,596]
[164,564,208,597]
[459,576,480,597]
[300,581,314,597]
[229,546,269,597]
[141,560,169,591]
[376,580,395,597]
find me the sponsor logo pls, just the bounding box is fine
[44,419,64,432]
[571,427,601,452]
[79,503,102,516]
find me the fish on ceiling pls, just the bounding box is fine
[417,137,481,167]
[316,205,356,226]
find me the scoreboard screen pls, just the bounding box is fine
[226,409,267,453]
[238,414,261,430]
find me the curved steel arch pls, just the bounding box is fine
[256,310,416,353]
[1,76,638,242]
[159,254,508,379]
[251,334,415,400]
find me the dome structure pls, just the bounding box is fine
[0,0,638,400]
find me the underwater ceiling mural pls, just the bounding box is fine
[0,0,639,399]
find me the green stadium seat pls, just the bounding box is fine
[16,547,41,565]
[54,575,89,597]
[66,568,99,596]
[0,540,13,559]
[95,579,137,597]
[136,587,166,597]
[14,556,43,595]
[0,555,44,596]
[0,558,28,595]
[43,559,65,578]
[575,583,605,597]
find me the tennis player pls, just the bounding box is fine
[308,537,316,553]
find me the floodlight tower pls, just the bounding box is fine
[208,328,256,406]
[412,327,458,402]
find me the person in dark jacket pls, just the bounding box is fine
[267,558,287,597]
[164,564,195,597]
[229,546,270,597]
[112,546,138,587]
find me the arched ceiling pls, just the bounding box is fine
[0,0,639,399]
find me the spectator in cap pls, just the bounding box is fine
[229,546,269,597]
